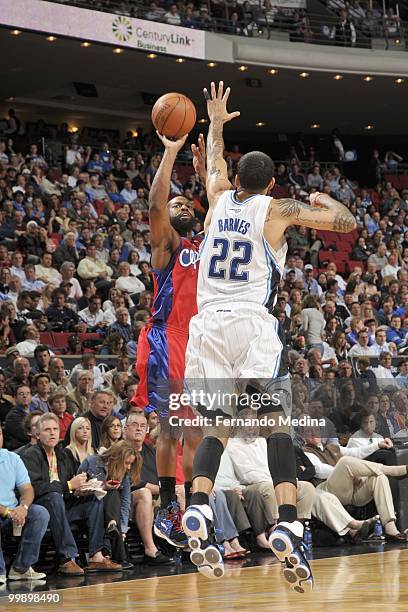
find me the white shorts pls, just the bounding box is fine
[184,303,291,417]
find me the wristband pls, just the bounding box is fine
[2,508,10,518]
[67,480,73,493]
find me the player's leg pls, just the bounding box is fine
[182,421,231,579]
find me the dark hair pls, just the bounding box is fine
[359,407,376,424]
[237,151,274,191]
[23,410,43,436]
[34,344,50,358]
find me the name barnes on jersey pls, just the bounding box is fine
[218,217,251,235]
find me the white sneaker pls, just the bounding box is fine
[8,567,47,581]
[0,574,6,584]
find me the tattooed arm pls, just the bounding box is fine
[266,193,357,234]
[204,81,240,231]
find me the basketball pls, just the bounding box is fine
[151,93,196,139]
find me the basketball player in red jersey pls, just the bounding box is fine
[132,131,206,548]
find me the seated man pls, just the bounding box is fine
[303,426,407,541]
[66,371,93,416]
[64,390,114,450]
[15,411,43,457]
[4,385,32,451]
[22,413,122,575]
[0,426,49,583]
[123,411,171,565]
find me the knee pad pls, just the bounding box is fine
[192,437,224,484]
[267,433,297,487]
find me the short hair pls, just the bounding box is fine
[34,344,50,358]
[38,412,60,430]
[237,151,274,191]
[33,372,50,386]
[23,410,43,435]
[359,407,376,424]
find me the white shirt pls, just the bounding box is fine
[381,264,400,279]
[347,430,384,449]
[69,364,104,390]
[115,276,145,295]
[371,341,390,356]
[305,441,384,480]
[10,266,26,282]
[348,343,376,357]
[372,365,396,388]
[78,307,107,327]
[63,277,83,300]
[226,438,272,485]
[35,264,62,285]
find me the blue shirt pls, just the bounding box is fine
[0,449,31,508]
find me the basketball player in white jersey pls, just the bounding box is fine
[181,82,356,590]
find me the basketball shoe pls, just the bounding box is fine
[154,501,188,548]
[182,504,224,579]
[269,521,313,593]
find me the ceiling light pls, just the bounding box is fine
[395,38,401,44]
[176,58,185,63]
[363,75,373,82]
[131,130,138,137]
[299,72,310,78]
[395,78,404,84]
[81,41,91,48]
[238,65,248,72]
[113,47,124,54]
[310,123,320,129]
[6,97,15,102]
[256,122,266,127]
[198,118,208,124]
[364,124,374,130]
[333,74,343,80]
[147,53,157,59]
[11,29,21,36]
[69,126,79,133]
[46,35,57,42]
[268,69,278,75]
[207,62,217,68]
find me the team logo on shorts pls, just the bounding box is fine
[179,248,200,269]
[112,16,133,42]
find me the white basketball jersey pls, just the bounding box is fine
[198,190,287,310]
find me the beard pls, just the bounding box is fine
[170,215,195,236]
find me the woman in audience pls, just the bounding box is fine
[99,415,123,452]
[64,416,94,473]
[332,330,349,361]
[128,250,141,277]
[99,332,127,356]
[78,440,141,567]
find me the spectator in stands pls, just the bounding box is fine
[5,356,32,397]
[396,360,408,389]
[64,390,114,450]
[115,262,145,296]
[78,294,109,332]
[66,370,93,416]
[15,410,43,457]
[77,243,112,300]
[48,357,71,393]
[99,415,123,452]
[79,440,140,566]
[53,234,80,268]
[69,353,104,390]
[0,426,49,583]
[107,307,133,343]
[21,264,45,292]
[35,252,62,286]
[303,427,407,541]
[46,288,85,334]
[31,373,51,413]
[64,417,94,474]
[50,389,74,442]
[31,344,51,375]
[22,412,122,575]
[300,295,325,355]
[124,412,171,565]
[348,328,376,357]
[15,324,42,357]
[4,384,32,450]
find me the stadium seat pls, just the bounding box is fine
[51,332,70,353]
[39,332,54,347]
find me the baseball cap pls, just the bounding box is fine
[288,269,296,275]
[5,346,20,358]
[304,264,313,271]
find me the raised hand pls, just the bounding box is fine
[156,131,188,154]
[192,133,206,181]
[204,81,240,124]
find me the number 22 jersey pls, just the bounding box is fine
[197,190,287,311]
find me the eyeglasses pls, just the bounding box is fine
[126,423,147,430]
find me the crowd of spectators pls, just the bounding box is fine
[51,0,405,47]
[1,100,408,584]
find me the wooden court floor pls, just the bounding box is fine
[3,549,408,611]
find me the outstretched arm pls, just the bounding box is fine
[267,192,357,234]
[149,132,187,269]
[204,81,240,231]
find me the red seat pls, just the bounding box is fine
[39,332,54,347]
[78,333,102,343]
[348,260,367,274]
[319,250,335,266]
[51,332,70,352]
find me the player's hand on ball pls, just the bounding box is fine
[156,131,188,153]
[204,81,240,124]
[192,133,206,181]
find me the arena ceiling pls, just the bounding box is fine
[0,27,404,136]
